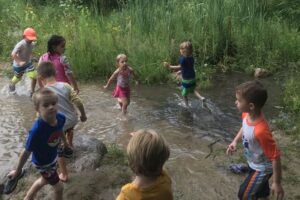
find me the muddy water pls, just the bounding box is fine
[0,73,298,200]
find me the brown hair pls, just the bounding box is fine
[37,61,56,78]
[236,80,268,109]
[32,88,58,110]
[127,129,170,178]
[180,41,193,57]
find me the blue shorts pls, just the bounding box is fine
[181,79,196,97]
[238,168,272,199]
[13,62,34,76]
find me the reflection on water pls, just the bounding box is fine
[0,73,282,199]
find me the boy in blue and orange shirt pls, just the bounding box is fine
[227,80,284,200]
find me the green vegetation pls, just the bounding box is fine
[0,0,299,134]
[106,143,127,165]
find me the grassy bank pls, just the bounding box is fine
[0,0,299,81]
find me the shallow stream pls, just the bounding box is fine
[0,73,298,199]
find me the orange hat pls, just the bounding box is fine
[23,28,37,41]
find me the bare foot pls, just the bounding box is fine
[121,115,128,121]
[59,173,68,182]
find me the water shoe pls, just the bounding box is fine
[3,169,25,194]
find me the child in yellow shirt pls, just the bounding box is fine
[116,129,173,200]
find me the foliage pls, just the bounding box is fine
[0,0,299,85]
[106,143,127,165]
[266,0,300,30]
[24,0,121,15]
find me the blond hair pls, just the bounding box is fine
[180,41,193,57]
[116,54,127,67]
[127,129,170,178]
[32,88,58,110]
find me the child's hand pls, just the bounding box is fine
[135,80,139,86]
[80,114,87,122]
[18,61,26,67]
[103,85,108,90]
[7,170,18,179]
[163,62,170,68]
[74,86,80,94]
[271,182,284,200]
[226,141,237,155]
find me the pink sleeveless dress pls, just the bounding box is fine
[39,53,71,84]
[113,69,131,98]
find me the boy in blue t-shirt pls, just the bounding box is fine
[164,41,205,107]
[7,88,66,200]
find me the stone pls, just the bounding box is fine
[254,68,270,78]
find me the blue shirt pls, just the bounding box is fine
[179,56,195,80]
[25,113,65,166]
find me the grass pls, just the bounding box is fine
[106,143,127,165]
[0,0,299,83]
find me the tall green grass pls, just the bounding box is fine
[0,0,299,84]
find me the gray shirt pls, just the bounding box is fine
[46,82,81,131]
[12,39,34,66]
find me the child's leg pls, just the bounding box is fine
[57,156,68,182]
[238,169,272,200]
[9,74,23,91]
[26,70,37,94]
[117,98,123,109]
[37,77,44,88]
[194,90,205,101]
[183,96,188,107]
[30,78,37,96]
[24,176,48,200]
[51,181,64,200]
[121,97,130,116]
[65,128,74,148]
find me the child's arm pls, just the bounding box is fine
[67,84,87,122]
[7,150,30,179]
[130,67,139,85]
[226,127,242,155]
[163,62,181,70]
[103,69,119,89]
[61,56,79,94]
[67,73,80,94]
[11,52,25,66]
[271,157,284,199]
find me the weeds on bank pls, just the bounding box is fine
[106,143,128,165]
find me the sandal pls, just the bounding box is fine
[229,163,249,174]
[3,169,25,194]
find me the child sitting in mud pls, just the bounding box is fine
[227,80,284,200]
[103,54,139,118]
[9,27,38,96]
[116,129,173,200]
[6,88,65,199]
[164,41,205,107]
[37,61,87,182]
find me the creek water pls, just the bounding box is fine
[0,73,295,200]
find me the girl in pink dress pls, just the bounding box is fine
[103,54,139,117]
